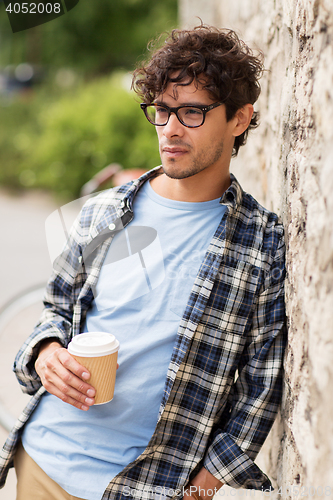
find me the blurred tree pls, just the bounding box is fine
[0,74,161,199]
[0,0,178,73]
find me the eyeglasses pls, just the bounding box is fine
[140,102,223,128]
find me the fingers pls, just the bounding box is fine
[42,379,94,411]
[55,348,91,385]
[36,343,96,410]
[44,351,96,409]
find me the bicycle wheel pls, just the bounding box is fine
[0,285,45,435]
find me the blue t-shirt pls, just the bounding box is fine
[22,181,227,500]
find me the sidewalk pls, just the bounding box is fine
[0,189,57,499]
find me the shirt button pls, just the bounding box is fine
[109,223,116,231]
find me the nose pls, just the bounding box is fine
[162,112,185,139]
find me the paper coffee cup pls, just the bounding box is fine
[68,332,120,405]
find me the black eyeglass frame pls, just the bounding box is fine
[140,102,224,128]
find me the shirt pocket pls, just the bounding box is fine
[204,257,262,335]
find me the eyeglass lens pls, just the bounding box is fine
[145,105,204,127]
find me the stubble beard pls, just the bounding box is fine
[161,140,225,180]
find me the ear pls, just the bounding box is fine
[232,104,254,137]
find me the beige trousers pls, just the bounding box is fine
[14,441,85,500]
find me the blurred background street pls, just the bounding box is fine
[0,189,57,498]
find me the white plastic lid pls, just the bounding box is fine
[68,332,119,357]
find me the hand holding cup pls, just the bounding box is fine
[68,332,120,405]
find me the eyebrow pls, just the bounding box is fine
[154,100,209,107]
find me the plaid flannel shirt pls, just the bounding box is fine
[0,167,286,499]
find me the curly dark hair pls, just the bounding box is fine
[132,24,264,156]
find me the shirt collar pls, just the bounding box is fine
[121,167,243,214]
[220,173,243,212]
[121,166,162,210]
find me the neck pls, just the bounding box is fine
[150,170,231,202]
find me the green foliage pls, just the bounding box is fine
[0,74,160,199]
[0,0,178,74]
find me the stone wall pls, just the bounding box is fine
[180,0,333,497]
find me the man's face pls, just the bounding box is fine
[155,79,238,181]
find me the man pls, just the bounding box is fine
[0,25,286,500]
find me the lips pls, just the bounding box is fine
[162,146,189,157]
